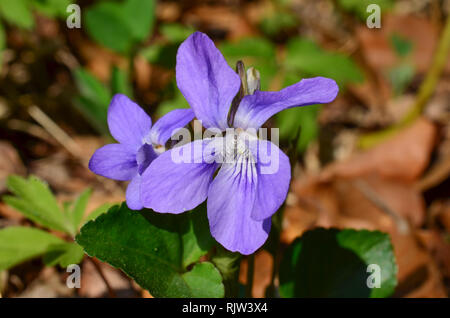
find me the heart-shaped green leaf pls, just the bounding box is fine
[76,203,222,298]
[279,228,397,298]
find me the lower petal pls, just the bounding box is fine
[126,174,142,210]
[249,140,291,221]
[207,160,270,255]
[140,139,218,213]
[89,144,137,181]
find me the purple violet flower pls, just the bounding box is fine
[89,94,194,210]
[141,32,339,255]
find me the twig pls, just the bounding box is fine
[353,179,410,234]
[88,258,116,298]
[7,119,58,145]
[28,105,82,157]
[358,14,450,149]
[266,202,285,298]
[416,154,450,191]
[245,254,255,298]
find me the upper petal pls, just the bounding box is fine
[89,143,137,181]
[233,77,338,129]
[108,94,152,149]
[176,32,241,130]
[149,108,195,146]
[207,158,271,255]
[249,139,291,221]
[140,139,219,213]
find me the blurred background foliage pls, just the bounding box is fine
[0,0,449,298]
[0,0,421,153]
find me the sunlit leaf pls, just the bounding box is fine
[0,0,34,30]
[4,176,73,235]
[70,188,92,232]
[0,227,65,270]
[43,242,84,268]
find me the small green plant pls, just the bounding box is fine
[0,175,112,270]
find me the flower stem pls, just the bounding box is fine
[211,246,241,297]
[245,254,255,298]
[89,257,116,298]
[266,204,285,297]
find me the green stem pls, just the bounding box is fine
[245,254,255,298]
[358,15,450,149]
[266,204,285,297]
[128,44,140,89]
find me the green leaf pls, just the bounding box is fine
[390,33,413,58]
[0,0,34,30]
[73,68,111,133]
[277,105,319,152]
[337,0,394,20]
[84,203,115,224]
[70,188,92,232]
[181,262,224,298]
[220,37,278,90]
[76,203,222,298]
[73,68,111,106]
[220,37,276,59]
[285,38,364,87]
[160,23,194,43]
[279,228,397,298]
[122,0,155,42]
[0,226,65,270]
[156,80,189,116]
[33,0,71,18]
[4,175,72,234]
[0,22,5,72]
[110,67,133,97]
[43,242,84,268]
[260,11,297,37]
[181,204,215,268]
[387,63,415,96]
[84,2,134,54]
